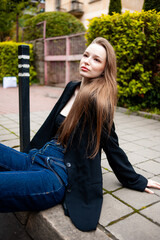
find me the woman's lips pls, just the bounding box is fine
[81,66,89,71]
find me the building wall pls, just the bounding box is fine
[45,0,144,28]
[81,0,109,28]
[60,0,70,11]
[45,0,54,12]
[122,0,144,12]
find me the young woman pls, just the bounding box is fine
[0,37,160,232]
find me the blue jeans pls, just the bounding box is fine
[0,139,68,212]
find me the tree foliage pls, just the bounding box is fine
[0,0,14,41]
[109,0,121,15]
[143,0,160,12]
[0,0,35,42]
[23,12,85,41]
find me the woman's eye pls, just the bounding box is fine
[83,53,88,57]
[95,58,100,62]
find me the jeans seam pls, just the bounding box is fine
[1,144,27,157]
[0,162,14,171]
[41,141,65,154]
[4,186,64,198]
[52,161,66,170]
[46,162,64,186]
[0,157,30,171]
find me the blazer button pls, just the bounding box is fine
[67,188,71,193]
[66,162,71,168]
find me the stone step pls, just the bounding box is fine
[16,205,111,240]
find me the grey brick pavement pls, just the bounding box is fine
[0,86,160,240]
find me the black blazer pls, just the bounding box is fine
[25,81,147,232]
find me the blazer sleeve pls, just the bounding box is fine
[101,123,148,191]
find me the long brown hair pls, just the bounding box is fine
[58,37,117,158]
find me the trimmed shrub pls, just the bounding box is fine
[143,0,160,12]
[109,0,122,15]
[86,10,160,111]
[0,41,37,84]
[23,11,85,41]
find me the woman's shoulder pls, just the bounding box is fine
[65,80,81,89]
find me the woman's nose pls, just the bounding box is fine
[84,57,90,65]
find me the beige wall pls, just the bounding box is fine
[81,0,110,28]
[45,0,73,12]
[122,0,144,12]
[45,0,144,28]
[60,0,71,11]
[45,0,54,12]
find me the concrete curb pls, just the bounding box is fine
[15,206,111,240]
[116,107,160,121]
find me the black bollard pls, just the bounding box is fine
[18,45,30,152]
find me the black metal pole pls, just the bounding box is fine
[18,45,30,152]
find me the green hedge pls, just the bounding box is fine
[0,41,37,84]
[23,11,85,41]
[86,10,160,112]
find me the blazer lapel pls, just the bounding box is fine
[56,81,81,114]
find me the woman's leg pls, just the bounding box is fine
[0,143,66,212]
[0,143,31,171]
[0,166,65,212]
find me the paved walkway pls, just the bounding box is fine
[0,85,160,240]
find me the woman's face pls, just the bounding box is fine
[79,43,106,80]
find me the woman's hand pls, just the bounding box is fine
[145,179,160,194]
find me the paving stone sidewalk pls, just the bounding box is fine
[0,86,160,240]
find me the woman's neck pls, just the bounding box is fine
[60,86,80,117]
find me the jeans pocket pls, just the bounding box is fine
[45,157,68,187]
[49,158,66,170]
[45,157,64,185]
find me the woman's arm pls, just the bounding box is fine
[101,123,160,193]
[101,123,148,191]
